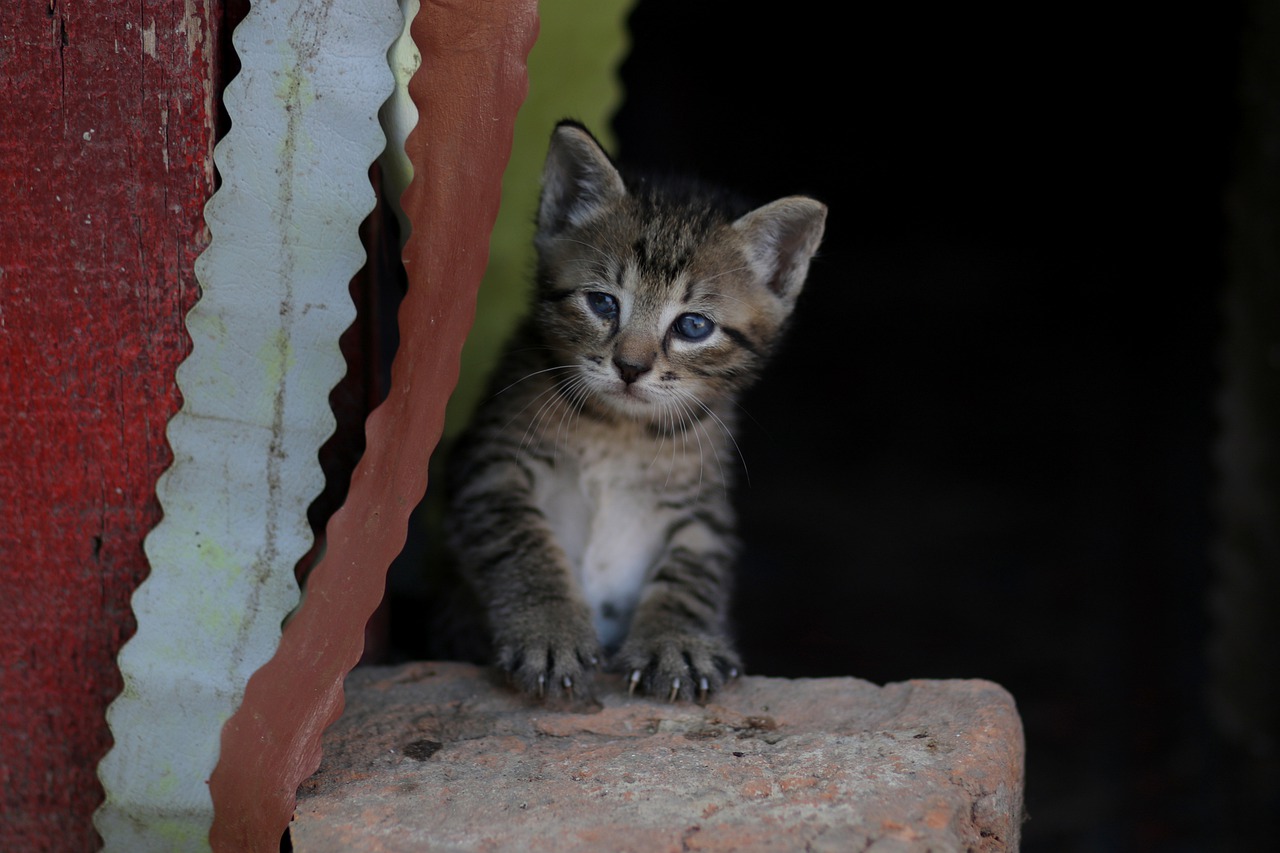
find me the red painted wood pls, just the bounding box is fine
[0,2,218,849]
[206,2,540,849]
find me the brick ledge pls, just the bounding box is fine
[291,661,1025,852]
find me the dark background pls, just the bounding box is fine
[365,2,1279,850]
[605,2,1265,851]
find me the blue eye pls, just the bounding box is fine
[674,312,714,341]
[587,291,618,319]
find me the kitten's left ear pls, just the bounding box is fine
[537,121,627,236]
[733,197,827,303]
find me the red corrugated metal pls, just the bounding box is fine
[0,1,218,849]
[205,2,540,849]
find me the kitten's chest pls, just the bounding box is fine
[532,440,690,647]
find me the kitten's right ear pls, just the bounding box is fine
[537,121,627,235]
[733,197,827,305]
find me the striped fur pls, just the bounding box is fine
[443,120,826,701]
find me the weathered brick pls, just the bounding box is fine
[291,662,1024,852]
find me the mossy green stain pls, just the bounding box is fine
[144,765,180,800]
[193,539,248,640]
[258,327,296,390]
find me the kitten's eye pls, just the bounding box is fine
[673,312,714,341]
[586,291,618,319]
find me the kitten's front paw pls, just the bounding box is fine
[615,631,741,703]
[492,607,601,699]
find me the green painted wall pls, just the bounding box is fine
[445,0,635,438]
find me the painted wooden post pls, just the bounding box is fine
[0,2,219,850]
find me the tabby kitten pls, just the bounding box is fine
[443,120,825,702]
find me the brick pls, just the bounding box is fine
[291,662,1024,852]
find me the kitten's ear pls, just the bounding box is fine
[733,197,827,303]
[537,121,627,235]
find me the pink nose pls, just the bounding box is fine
[613,356,652,384]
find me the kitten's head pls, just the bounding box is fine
[531,120,826,426]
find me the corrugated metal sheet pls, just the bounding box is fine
[93,2,401,849]
[207,2,540,848]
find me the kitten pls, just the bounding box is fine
[442,120,825,702]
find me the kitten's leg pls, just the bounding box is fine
[448,466,600,698]
[615,530,742,702]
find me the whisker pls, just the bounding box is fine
[698,263,754,284]
[672,402,686,487]
[547,235,615,260]
[685,392,749,487]
[520,379,573,451]
[668,392,709,493]
[647,406,665,470]
[504,373,568,431]
[519,368,594,455]
[675,401,698,492]
[490,363,579,400]
[554,375,592,458]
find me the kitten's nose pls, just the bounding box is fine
[613,355,653,385]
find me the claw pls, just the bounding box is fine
[628,669,642,696]
[537,673,546,698]
[668,677,681,703]
[563,675,573,699]
[728,667,740,680]
[698,676,709,701]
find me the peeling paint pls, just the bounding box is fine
[179,0,207,59]
[142,20,157,59]
[159,99,170,173]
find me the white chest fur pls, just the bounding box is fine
[532,443,679,650]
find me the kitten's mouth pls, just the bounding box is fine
[602,381,658,415]
[613,384,649,405]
